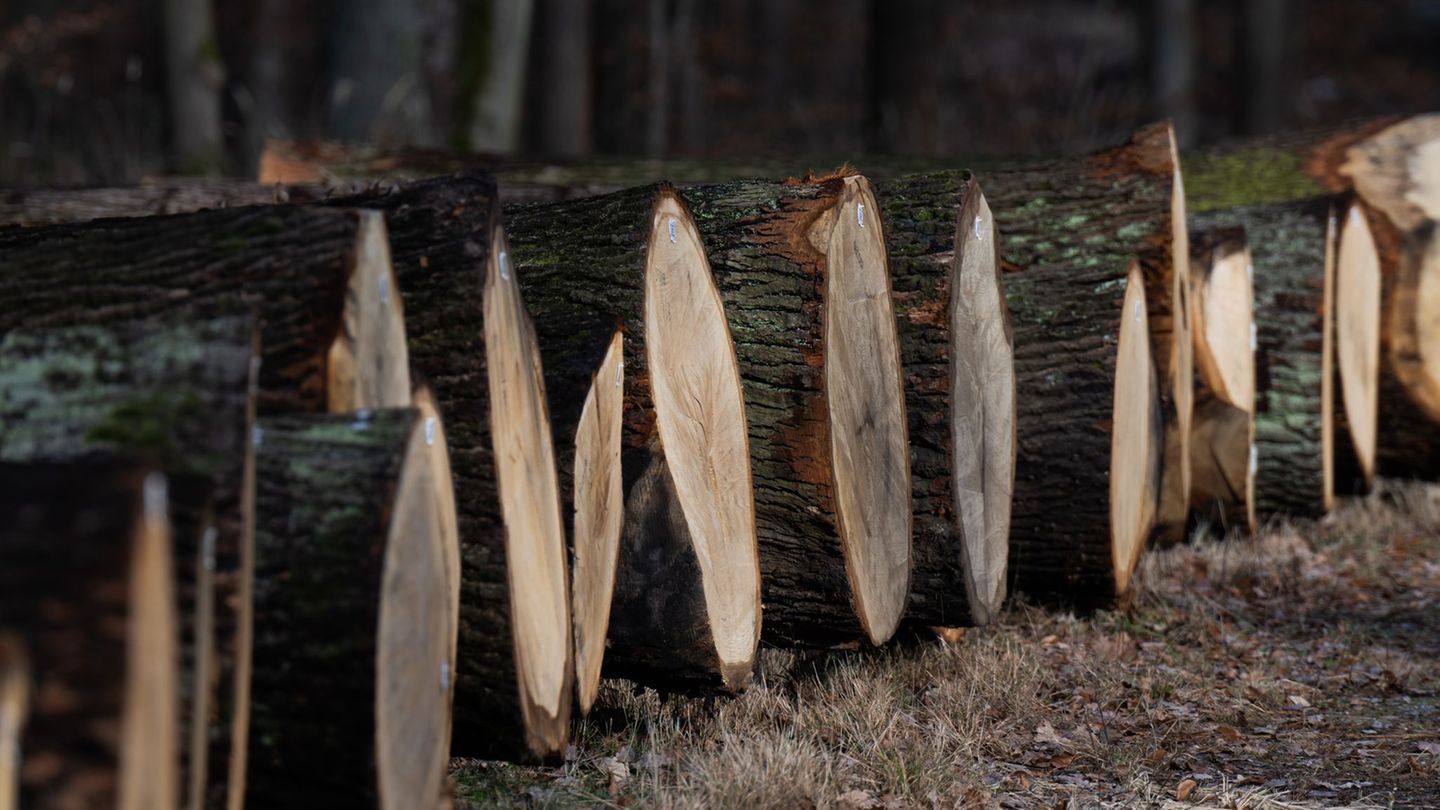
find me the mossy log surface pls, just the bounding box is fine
[324,172,571,760]
[0,205,365,413]
[247,410,414,808]
[0,314,256,810]
[1182,118,1398,213]
[505,183,742,690]
[0,460,174,810]
[877,170,1011,627]
[0,181,357,227]
[1195,200,1334,518]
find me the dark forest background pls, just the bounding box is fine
[4,0,1440,186]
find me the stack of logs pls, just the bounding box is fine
[0,112,1436,807]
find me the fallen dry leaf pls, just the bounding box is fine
[837,788,879,809]
[1177,778,1198,801]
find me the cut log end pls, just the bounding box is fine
[825,176,912,644]
[571,330,626,713]
[482,225,572,756]
[948,186,1013,625]
[1168,137,1196,527]
[327,210,414,412]
[644,189,760,682]
[1336,203,1382,485]
[0,635,28,810]
[413,387,461,665]
[1190,398,1257,534]
[1195,236,1256,412]
[1111,262,1162,595]
[1321,207,1340,512]
[375,417,459,809]
[120,473,179,810]
[1413,228,1440,420]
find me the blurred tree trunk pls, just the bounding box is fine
[462,0,534,153]
[162,0,224,172]
[530,0,591,155]
[1153,0,1195,146]
[1243,0,1289,134]
[328,0,432,144]
[644,0,671,156]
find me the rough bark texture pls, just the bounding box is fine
[0,204,366,413]
[0,461,170,810]
[877,170,1011,627]
[1194,200,1335,518]
[247,410,413,808]
[984,124,1186,544]
[0,314,256,810]
[504,183,739,690]
[322,172,571,760]
[683,176,903,647]
[0,181,359,227]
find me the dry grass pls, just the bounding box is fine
[454,482,1440,808]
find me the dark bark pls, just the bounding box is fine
[322,172,572,760]
[0,204,368,413]
[876,170,1012,627]
[0,181,358,227]
[247,409,416,808]
[1194,199,1335,518]
[0,313,257,809]
[1002,260,1158,608]
[0,460,174,810]
[503,183,738,690]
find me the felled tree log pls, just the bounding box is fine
[0,204,410,414]
[0,204,410,809]
[983,127,1182,604]
[0,314,257,810]
[877,172,1014,627]
[323,173,573,760]
[1004,255,1161,606]
[0,461,178,810]
[247,410,457,809]
[1184,115,1440,481]
[1193,199,1340,518]
[1183,228,1256,534]
[1340,118,1440,479]
[0,180,356,227]
[685,174,912,648]
[504,182,759,700]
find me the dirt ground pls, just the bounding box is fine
[451,482,1440,809]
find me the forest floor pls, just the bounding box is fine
[451,482,1440,809]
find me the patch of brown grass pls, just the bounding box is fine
[454,483,1440,808]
